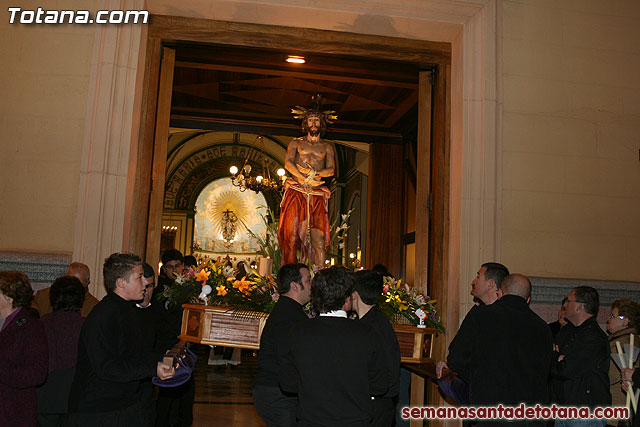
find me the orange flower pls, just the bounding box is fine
[233,276,253,295]
[216,285,227,296]
[195,268,211,283]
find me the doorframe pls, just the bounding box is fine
[75,5,503,406]
[133,16,452,287]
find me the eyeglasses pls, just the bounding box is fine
[609,313,626,320]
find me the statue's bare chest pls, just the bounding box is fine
[296,140,326,161]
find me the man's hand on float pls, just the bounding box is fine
[436,360,448,379]
[157,361,176,380]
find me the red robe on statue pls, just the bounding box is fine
[278,182,330,265]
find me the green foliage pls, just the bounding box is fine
[325,208,354,262]
[239,205,280,275]
[377,276,444,331]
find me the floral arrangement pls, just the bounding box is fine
[158,260,280,315]
[378,276,444,331]
[159,260,442,330]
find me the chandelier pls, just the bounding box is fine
[230,136,286,193]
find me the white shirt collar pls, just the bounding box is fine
[136,302,151,309]
[319,310,347,318]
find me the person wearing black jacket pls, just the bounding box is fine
[135,263,160,425]
[68,253,174,427]
[152,249,196,427]
[279,266,389,427]
[436,262,510,405]
[352,270,400,427]
[447,274,553,425]
[551,286,610,425]
[253,263,312,427]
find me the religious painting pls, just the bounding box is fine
[193,178,267,253]
[185,310,201,338]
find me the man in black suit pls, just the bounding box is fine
[437,262,510,404]
[352,270,401,427]
[68,253,175,426]
[152,249,195,427]
[279,266,389,427]
[551,286,610,427]
[447,274,553,424]
[253,263,312,427]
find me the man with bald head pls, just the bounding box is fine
[447,274,553,419]
[33,262,99,317]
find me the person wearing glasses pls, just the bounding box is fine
[551,286,611,427]
[607,299,640,425]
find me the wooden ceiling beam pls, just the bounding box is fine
[171,106,393,129]
[170,116,404,144]
[150,16,451,67]
[174,61,418,89]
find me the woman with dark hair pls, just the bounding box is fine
[0,270,49,427]
[37,276,86,426]
[607,298,640,426]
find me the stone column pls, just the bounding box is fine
[72,0,146,299]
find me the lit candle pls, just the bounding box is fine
[258,257,273,276]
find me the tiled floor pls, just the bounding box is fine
[191,345,265,427]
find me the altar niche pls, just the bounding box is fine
[159,133,285,265]
[192,178,268,254]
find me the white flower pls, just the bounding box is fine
[198,292,208,306]
[339,243,345,249]
[414,295,426,305]
[341,213,348,220]
[175,276,184,284]
[223,266,235,277]
[341,223,349,230]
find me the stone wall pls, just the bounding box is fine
[0,251,71,292]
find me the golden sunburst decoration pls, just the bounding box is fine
[206,190,248,237]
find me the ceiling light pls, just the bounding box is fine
[286,55,305,64]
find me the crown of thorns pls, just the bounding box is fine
[291,94,338,123]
